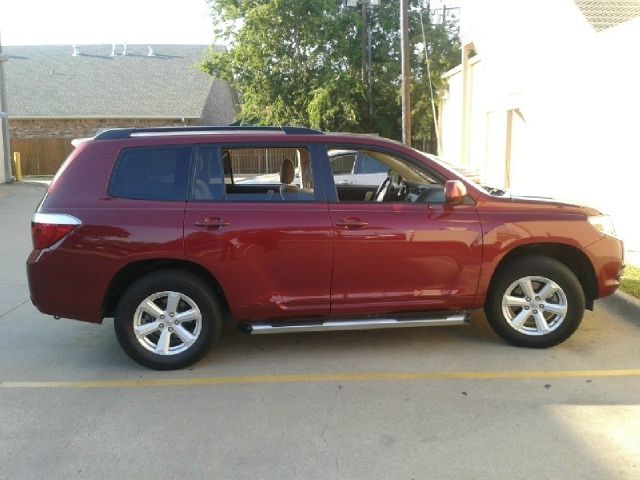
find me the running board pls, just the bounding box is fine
[240,312,469,335]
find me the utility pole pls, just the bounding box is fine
[360,2,368,122]
[0,32,10,183]
[400,0,411,146]
[367,16,372,116]
[360,3,367,84]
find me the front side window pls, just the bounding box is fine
[330,153,356,175]
[109,146,191,201]
[328,147,445,204]
[356,154,388,174]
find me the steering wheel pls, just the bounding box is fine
[396,178,407,200]
[373,176,392,202]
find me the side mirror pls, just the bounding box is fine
[444,180,467,205]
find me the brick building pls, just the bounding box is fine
[4,44,238,175]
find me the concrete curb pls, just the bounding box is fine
[611,290,640,313]
[4,180,48,188]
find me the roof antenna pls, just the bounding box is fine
[122,41,127,56]
[147,46,156,57]
[72,45,80,56]
[110,42,116,56]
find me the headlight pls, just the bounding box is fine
[588,215,616,237]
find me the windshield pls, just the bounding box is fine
[415,150,507,196]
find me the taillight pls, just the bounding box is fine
[31,213,81,250]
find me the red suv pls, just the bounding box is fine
[27,126,624,369]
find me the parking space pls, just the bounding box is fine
[1,183,639,479]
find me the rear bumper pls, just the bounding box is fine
[583,235,625,299]
[27,249,106,323]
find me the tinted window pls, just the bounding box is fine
[193,146,225,200]
[109,147,191,201]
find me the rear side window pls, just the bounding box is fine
[109,146,191,201]
[192,146,317,202]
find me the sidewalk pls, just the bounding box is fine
[626,250,640,267]
[21,175,53,185]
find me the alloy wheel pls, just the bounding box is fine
[501,276,568,336]
[133,291,202,355]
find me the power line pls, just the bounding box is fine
[419,9,440,154]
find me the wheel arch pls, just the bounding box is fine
[103,259,231,320]
[488,243,598,310]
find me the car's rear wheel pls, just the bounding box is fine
[114,270,222,370]
[485,256,585,348]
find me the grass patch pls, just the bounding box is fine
[621,265,640,299]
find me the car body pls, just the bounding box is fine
[27,126,625,369]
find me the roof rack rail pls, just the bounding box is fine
[94,125,324,140]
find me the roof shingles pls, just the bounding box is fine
[574,0,640,31]
[3,44,237,122]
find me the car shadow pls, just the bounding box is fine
[197,310,503,368]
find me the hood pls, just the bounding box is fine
[484,193,603,216]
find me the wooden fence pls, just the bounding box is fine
[10,141,302,177]
[228,148,300,174]
[10,138,75,176]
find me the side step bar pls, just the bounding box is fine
[240,312,469,335]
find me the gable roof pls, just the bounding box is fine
[574,0,640,31]
[2,44,237,122]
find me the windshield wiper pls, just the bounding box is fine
[482,185,507,196]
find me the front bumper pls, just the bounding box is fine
[583,235,625,299]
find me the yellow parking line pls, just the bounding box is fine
[2,369,640,389]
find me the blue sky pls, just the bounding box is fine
[1,0,215,46]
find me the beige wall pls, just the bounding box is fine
[440,0,640,249]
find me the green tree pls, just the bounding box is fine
[201,0,460,151]
[202,0,363,130]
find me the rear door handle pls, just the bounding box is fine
[335,218,368,228]
[194,217,230,229]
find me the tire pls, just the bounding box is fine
[114,270,222,370]
[484,256,585,348]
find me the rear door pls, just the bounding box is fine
[184,143,333,322]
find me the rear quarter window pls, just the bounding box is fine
[109,146,192,201]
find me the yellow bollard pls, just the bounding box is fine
[12,152,22,181]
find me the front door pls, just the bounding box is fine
[325,146,483,317]
[184,143,333,322]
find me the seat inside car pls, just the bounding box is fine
[279,158,299,199]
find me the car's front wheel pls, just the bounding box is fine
[485,256,585,348]
[114,270,222,370]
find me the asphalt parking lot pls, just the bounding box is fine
[1,182,639,479]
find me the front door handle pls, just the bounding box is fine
[335,218,368,228]
[194,217,230,229]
